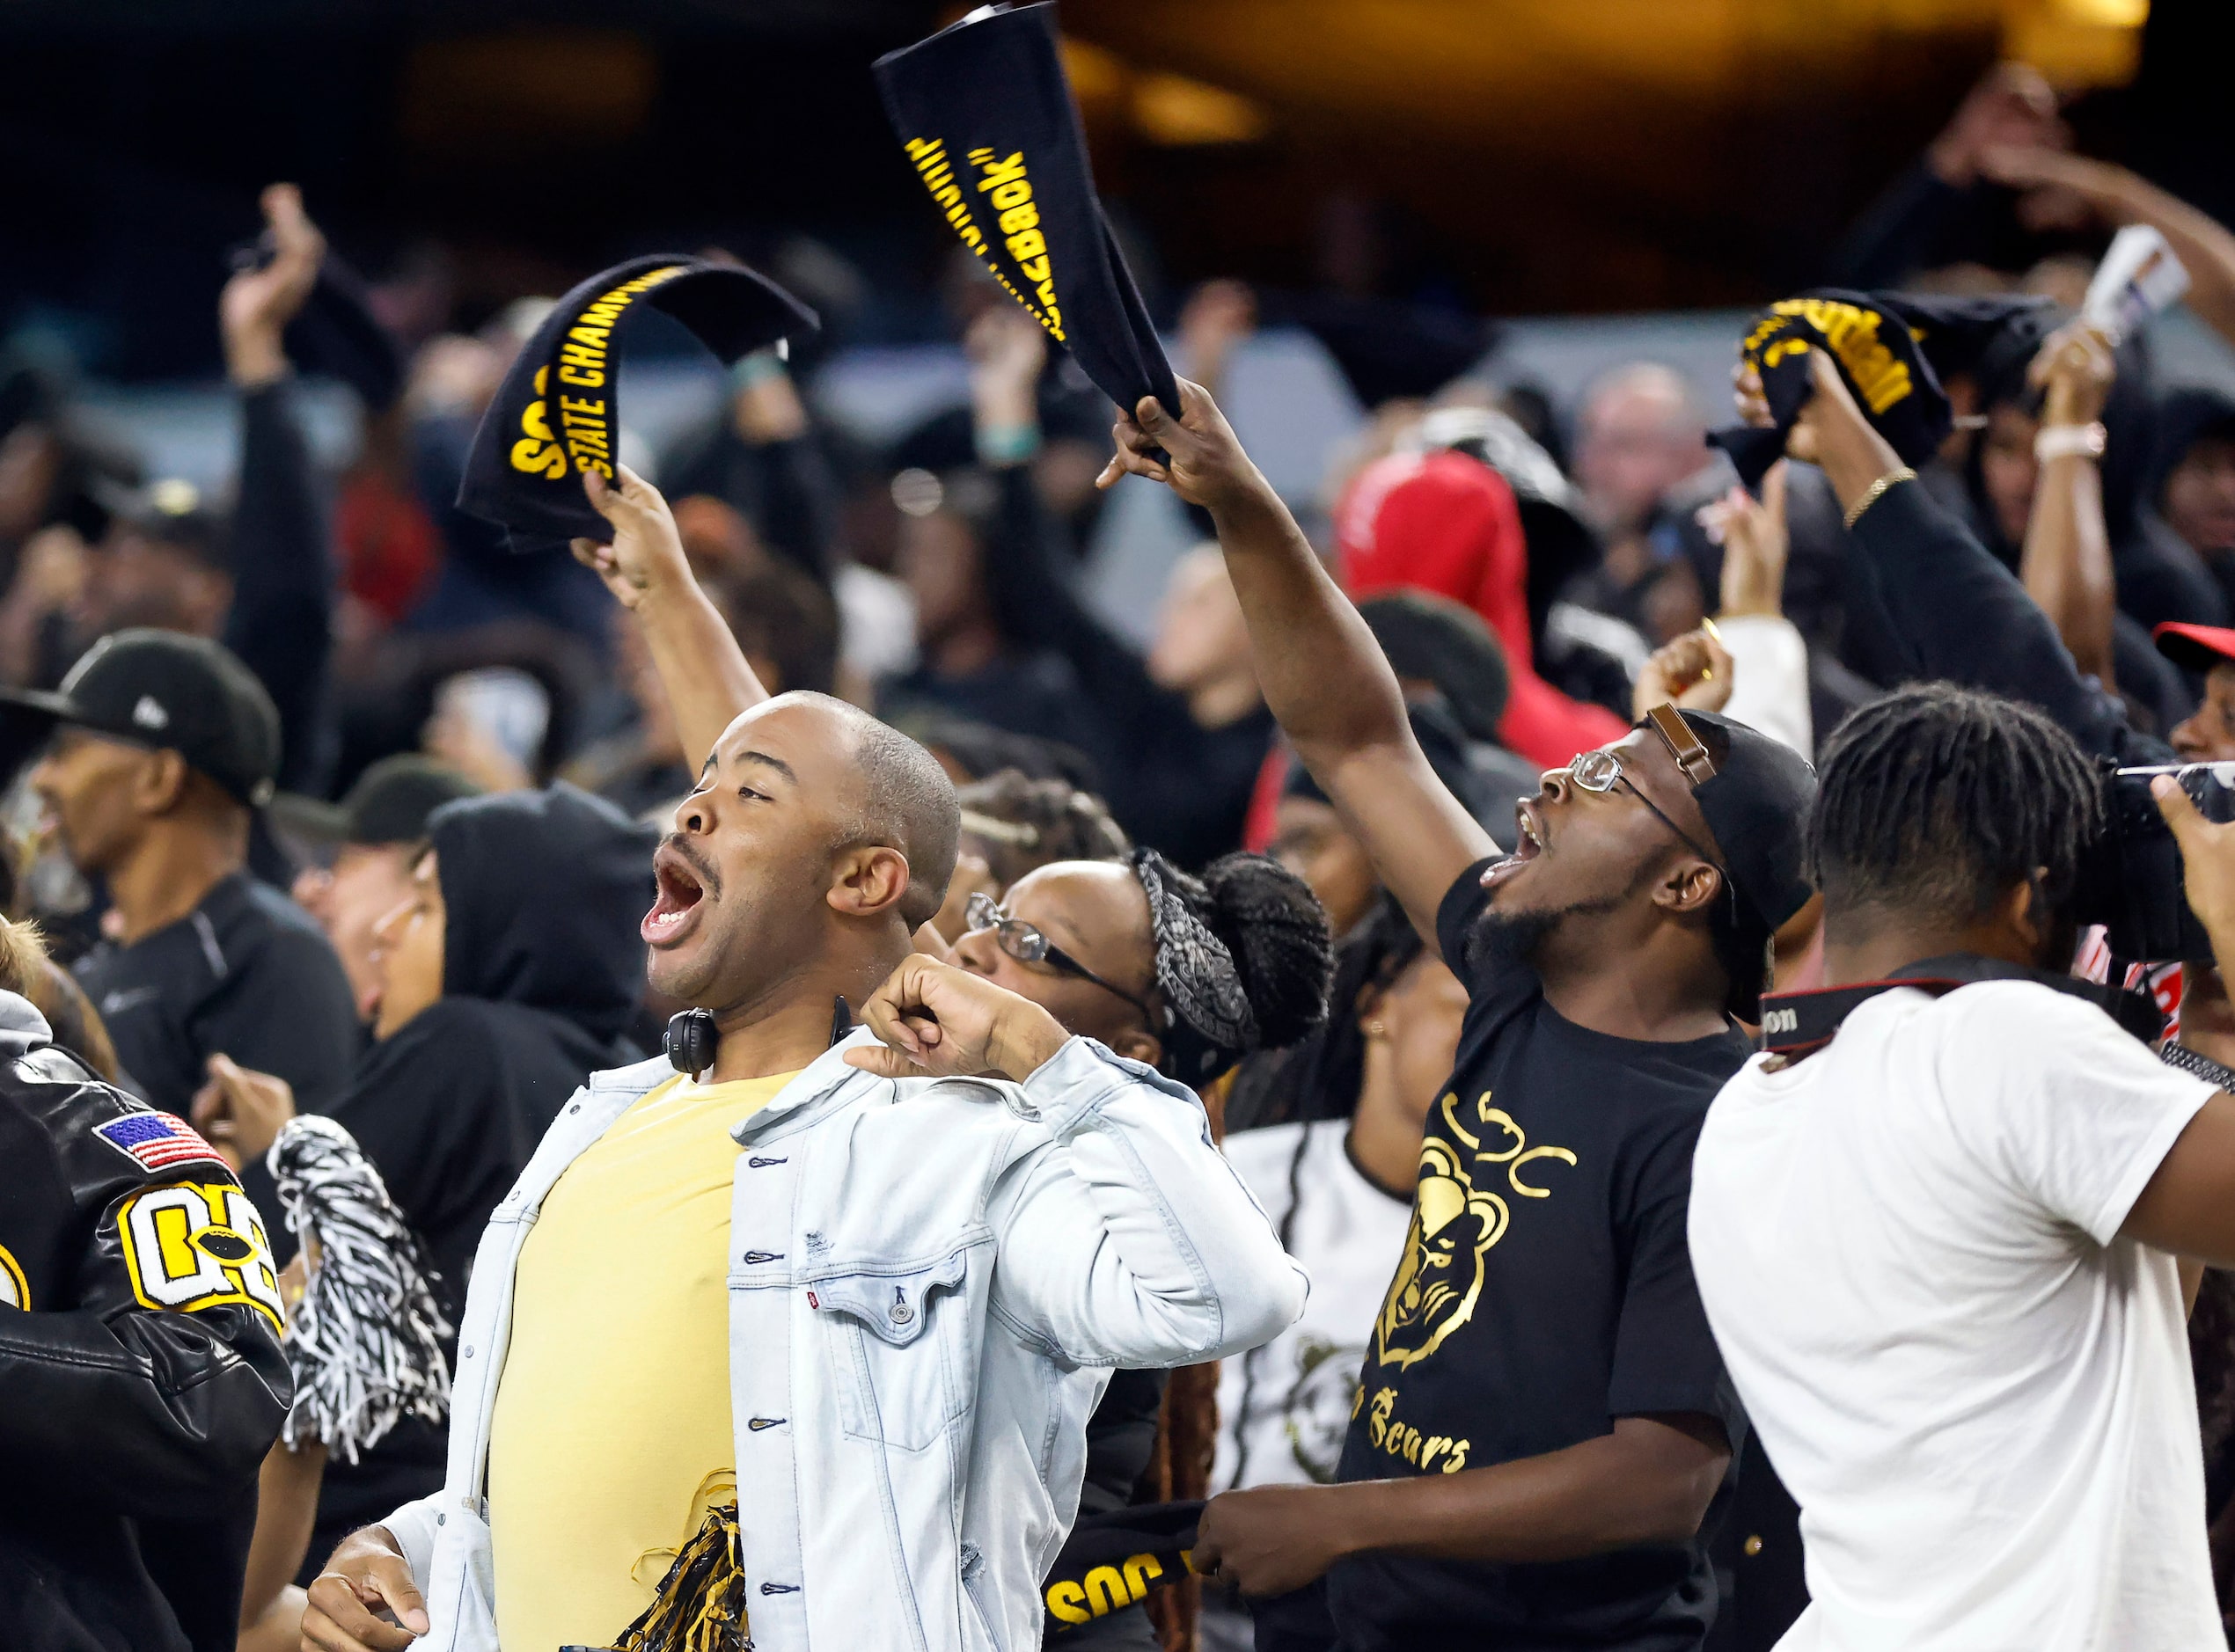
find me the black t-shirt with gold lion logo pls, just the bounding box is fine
[1325,861,1752,1651]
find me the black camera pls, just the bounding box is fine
[2079,761,2235,962]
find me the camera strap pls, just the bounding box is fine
[1759,953,2165,1061]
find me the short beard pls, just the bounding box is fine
[1469,857,1663,975]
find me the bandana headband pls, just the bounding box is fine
[1131,849,1258,1058]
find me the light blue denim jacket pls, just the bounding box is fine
[381,1028,1306,1652]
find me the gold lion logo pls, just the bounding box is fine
[1373,1093,1575,1370]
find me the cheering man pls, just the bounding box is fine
[1101,381,1816,1652]
[301,468,1305,1652]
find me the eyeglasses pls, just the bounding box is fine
[1564,745,1731,887]
[964,892,1159,1020]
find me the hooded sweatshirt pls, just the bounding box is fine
[304,783,656,1569]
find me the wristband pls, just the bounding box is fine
[2034,421,2107,463]
[730,349,788,391]
[2159,1042,2235,1092]
[1843,466,1917,532]
[976,420,1043,465]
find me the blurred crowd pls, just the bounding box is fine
[10,53,2235,1652]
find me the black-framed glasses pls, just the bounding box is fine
[964,892,1159,1020]
[1564,747,1730,884]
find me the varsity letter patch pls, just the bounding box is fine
[116,1181,283,1330]
[93,1109,228,1176]
[0,1243,26,1309]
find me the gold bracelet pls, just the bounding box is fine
[1843,465,1917,531]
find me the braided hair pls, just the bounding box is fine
[1224,895,1424,1133]
[1130,848,1333,1085]
[957,768,1132,890]
[1809,683,2104,929]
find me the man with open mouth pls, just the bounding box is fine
[1100,380,1817,1652]
[298,466,1306,1652]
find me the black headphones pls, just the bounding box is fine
[663,1009,719,1079]
[664,997,854,1081]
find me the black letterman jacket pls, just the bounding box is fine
[0,990,291,1652]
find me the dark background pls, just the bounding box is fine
[4,0,2224,380]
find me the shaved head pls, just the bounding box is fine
[819,695,961,926]
[644,691,961,1008]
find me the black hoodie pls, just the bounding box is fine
[304,782,656,1570]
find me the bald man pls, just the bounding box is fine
[303,471,1305,1652]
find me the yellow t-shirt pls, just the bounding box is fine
[487,1069,800,1652]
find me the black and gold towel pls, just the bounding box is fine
[875,3,1179,420]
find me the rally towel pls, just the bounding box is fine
[1711,289,2050,486]
[876,3,1179,420]
[458,256,817,550]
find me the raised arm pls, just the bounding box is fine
[1747,348,2155,763]
[1984,146,2235,351]
[968,310,1155,705]
[2019,321,2120,689]
[571,466,766,769]
[1099,382,1494,943]
[219,183,335,793]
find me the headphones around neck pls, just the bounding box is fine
[664,997,854,1081]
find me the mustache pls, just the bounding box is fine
[660,832,722,897]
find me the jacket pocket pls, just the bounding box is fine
[809,1248,969,1452]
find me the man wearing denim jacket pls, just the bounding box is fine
[298,468,1307,1652]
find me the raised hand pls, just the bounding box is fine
[1632,627,1735,720]
[1927,62,2065,188]
[843,954,1069,1083]
[1096,376,1275,517]
[966,306,1047,444]
[570,465,692,610]
[1178,278,1257,390]
[221,183,326,388]
[2031,319,2117,430]
[1697,461,1790,619]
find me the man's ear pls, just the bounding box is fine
[133,749,190,816]
[2004,870,2056,959]
[827,844,912,920]
[1654,859,1724,918]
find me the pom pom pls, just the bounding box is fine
[268,1115,451,1463]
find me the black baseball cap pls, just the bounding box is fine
[271,755,482,847]
[0,629,281,806]
[1651,707,1818,1017]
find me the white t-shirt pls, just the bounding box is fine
[1213,1121,1413,1490]
[1689,979,2219,1651]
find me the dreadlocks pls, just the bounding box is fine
[1809,683,2104,934]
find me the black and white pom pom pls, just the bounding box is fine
[267,1115,452,1463]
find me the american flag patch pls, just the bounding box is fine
[92,1111,227,1176]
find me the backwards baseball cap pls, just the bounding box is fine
[2153,621,2235,675]
[270,754,482,848]
[0,629,281,806]
[1647,705,1818,1015]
